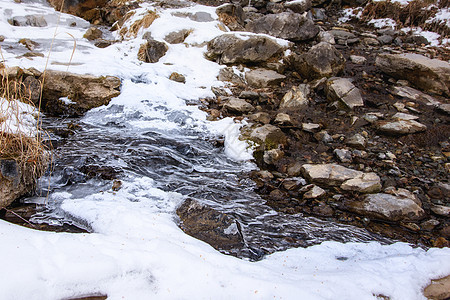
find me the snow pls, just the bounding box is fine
[372,0,414,5]
[0,97,37,136]
[426,7,450,28]
[368,18,397,29]
[0,0,449,299]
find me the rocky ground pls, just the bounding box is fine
[1,0,449,254]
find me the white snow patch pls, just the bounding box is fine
[0,97,37,136]
[369,18,397,29]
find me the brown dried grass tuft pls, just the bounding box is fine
[361,0,449,36]
[121,10,158,39]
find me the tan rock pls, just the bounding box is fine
[424,275,450,300]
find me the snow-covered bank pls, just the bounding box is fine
[1,0,450,298]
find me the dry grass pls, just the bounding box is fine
[361,0,449,36]
[0,63,50,189]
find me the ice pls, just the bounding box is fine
[0,0,449,298]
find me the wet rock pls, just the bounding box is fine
[249,124,287,149]
[223,97,254,114]
[347,192,425,222]
[284,0,312,14]
[263,148,284,164]
[9,15,47,27]
[376,53,450,96]
[423,275,450,300]
[349,55,366,64]
[326,77,363,109]
[289,42,345,80]
[40,70,121,116]
[346,133,367,149]
[176,198,244,252]
[245,12,319,42]
[341,172,382,193]
[430,205,450,217]
[376,119,427,135]
[279,84,310,109]
[245,69,286,88]
[301,163,363,186]
[216,4,245,31]
[206,34,285,65]
[138,39,168,63]
[334,148,352,163]
[169,72,186,83]
[83,27,102,40]
[249,112,271,124]
[164,29,191,44]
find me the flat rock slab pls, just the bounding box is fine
[245,68,286,88]
[223,97,254,114]
[347,192,425,222]
[377,119,427,135]
[301,163,363,186]
[327,77,363,109]
[341,172,381,193]
[376,53,450,96]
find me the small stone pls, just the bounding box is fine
[112,180,122,191]
[349,55,366,64]
[248,112,271,124]
[392,112,419,120]
[223,97,254,115]
[218,67,244,85]
[377,119,427,135]
[326,77,364,109]
[346,133,367,149]
[334,148,352,163]
[83,27,102,40]
[287,162,303,177]
[258,170,274,180]
[164,29,191,44]
[303,185,326,199]
[274,113,292,126]
[169,72,186,83]
[249,124,287,149]
[138,39,168,63]
[312,203,333,216]
[19,38,38,51]
[0,35,5,42]
[279,84,310,109]
[430,205,450,217]
[314,130,333,143]
[420,219,440,231]
[245,68,286,88]
[423,275,450,300]
[302,123,321,133]
[282,177,306,190]
[263,149,284,165]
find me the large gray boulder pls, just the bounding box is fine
[376,53,450,96]
[289,42,345,80]
[245,12,319,41]
[206,34,285,65]
[40,70,121,116]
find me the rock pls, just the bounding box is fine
[404,35,429,45]
[349,55,366,64]
[83,27,102,40]
[239,90,259,100]
[334,148,352,163]
[169,72,186,83]
[376,119,427,135]
[19,38,38,51]
[312,203,334,216]
[176,198,244,252]
[245,69,286,88]
[341,172,382,193]
[392,112,419,121]
[430,205,450,217]
[326,77,363,109]
[376,53,450,96]
[279,84,310,109]
[22,75,41,103]
[274,113,292,126]
[318,31,335,44]
[40,70,121,116]
[284,0,312,14]
[216,4,245,31]
[377,35,394,45]
[138,39,168,63]
[330,30,358,45]
[245,12,319,42]
[223,97,254,115]
[301,164,363,186]
[346,133,367,149]
[263,148,284,164]
[287,162,303,176]
[423,275,450,300]
[47,0,108,18]
[206,34,284,65]
[9,15,47,27]
[390,86,440,106]
[218,67,244,85]
[348,192,425,222]
[283,177,306,190]
[249,112,271,124]
[0,35,5,42]
[314,130,333,143]
[249,124,287,149]
[421,219,440,231]
[302,184,326,199]
[164,29,191,44]
[289,42,346,80]
[302,123,321,133]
